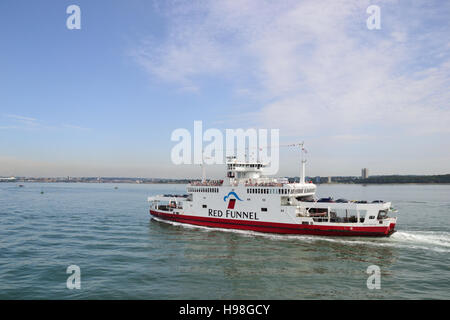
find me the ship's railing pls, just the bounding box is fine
[245,182,285,187]
[311,217,360,223]
[148,194,189,202]
[148,197,184,211]
[244,180,315,187]
[293,201,393,224]
[189,180,224,186]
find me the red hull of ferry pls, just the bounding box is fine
[150,210,396,237]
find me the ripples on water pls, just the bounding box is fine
[0,183,449,299]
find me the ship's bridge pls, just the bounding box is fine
[224,156,316,194]
[226,156,266,181]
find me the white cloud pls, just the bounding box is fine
[1,114,91,132]
[133,0,450,174]
[6,114,37,122]
[134,0,449,136]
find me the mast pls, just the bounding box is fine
[201,164,206,183]
[300,142,306,184]
[201,153,211,183]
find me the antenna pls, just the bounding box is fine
[201,152,212,182]
[293,142,307,184]
[272,141,308,183]
[301,142,308,184]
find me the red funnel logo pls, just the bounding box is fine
[228,199,236,209]
[224,191,242,209]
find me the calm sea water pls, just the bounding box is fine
[0,182,449,299]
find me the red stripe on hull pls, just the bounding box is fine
[150,210,395,237]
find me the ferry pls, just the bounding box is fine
[148,149,397,237]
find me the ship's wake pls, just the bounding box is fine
[390,231,450,251]
[151,217,450,253]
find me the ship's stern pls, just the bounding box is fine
[384,217,397,236]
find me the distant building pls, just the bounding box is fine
[361,168,369,179]
[315,176,321,184]
[0,176,16,182]
[327,176,332,183]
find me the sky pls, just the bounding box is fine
[0,0,449,178]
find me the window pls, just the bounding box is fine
[261,208,267,212]
[202,205,207,208]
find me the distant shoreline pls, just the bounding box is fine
[3,182,450,185]
[2,174,450,185]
